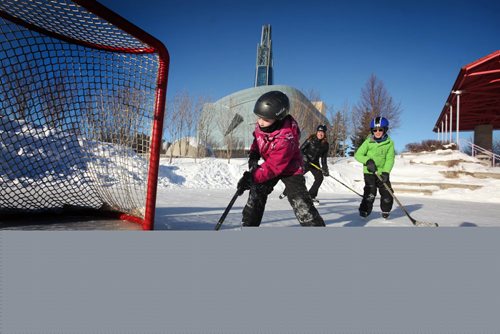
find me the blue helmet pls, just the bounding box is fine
[370,116,389,132]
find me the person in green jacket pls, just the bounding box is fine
[354,116,395,219]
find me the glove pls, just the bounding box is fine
[322,168,329,177]
[248,159,259,172]
[380,172,389,183]
[248,151,260,171]
[236,171,253,195]
[366,159,377,173]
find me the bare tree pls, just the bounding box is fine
[0,62,38,119]
[350,107,372,151]
[304,88,322,103]
[164,91,192,163]
[289,91,317,140]
[39,71,77,128]
[328,103,349,157]
[175,92,192,158]
[195,98,215,161]
[215,97,243,163]
[182,94,199,157]
[351,74,402,149]
[88,86,145,150]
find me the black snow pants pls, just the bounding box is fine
[242,174,325,227]
[359,173,394,215]
[304,163,324,199]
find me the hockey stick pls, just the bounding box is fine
[214,190,240,231]
[374,172,438,227]
[216,167,258,229]
[309,162,363,197]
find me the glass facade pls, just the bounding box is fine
[255,25,273,87]
[256,66,268,86]
[200,85,329,154]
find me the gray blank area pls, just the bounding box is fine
[1,229,500,333]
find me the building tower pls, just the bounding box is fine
[254,24,273,87]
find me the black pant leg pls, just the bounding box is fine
[359,173,377,215]
[282,174,325,226]
[307,167,324,199]
[377,176,394,213]
[241,179,278,226]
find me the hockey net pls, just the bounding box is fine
[0,0,169,230]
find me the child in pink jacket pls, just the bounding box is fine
[237,91,325,227]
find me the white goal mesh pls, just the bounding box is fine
[0,0,169,229]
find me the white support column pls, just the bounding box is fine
[449,105,453,143]
[453,90,462,149]
[441,122,444,142]
[445,114,448,143]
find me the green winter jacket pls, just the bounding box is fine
[354,135,395,174]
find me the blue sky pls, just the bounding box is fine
[99,0,500,152]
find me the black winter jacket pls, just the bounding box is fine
[300,135,329,172]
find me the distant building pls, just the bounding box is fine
[197,25,329,157]
[255,24,273,87]
[434,50,500,159]
[165,137,211,158]
[200,85,329,156]
[311,101,327,116]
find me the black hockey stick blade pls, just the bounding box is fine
[215,190,240,230]
[374,172,438,227]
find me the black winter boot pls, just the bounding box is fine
[359,210,369,218]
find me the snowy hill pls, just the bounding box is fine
[158,149,500,204]
[2,139,499,230]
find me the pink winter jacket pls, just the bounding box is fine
[250,115,305,184]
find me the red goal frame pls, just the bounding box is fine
[0,0,169,230]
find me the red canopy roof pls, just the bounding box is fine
[434,50,500,132]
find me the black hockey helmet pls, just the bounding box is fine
[253,91,290,120]
[317,124,327,132]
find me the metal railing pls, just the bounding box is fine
[460,139,499,167]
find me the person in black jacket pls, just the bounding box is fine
[300,124,330,203]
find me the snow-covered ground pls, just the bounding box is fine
[2,145,499,230]
[153,151,500,230]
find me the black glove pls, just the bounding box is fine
[366,159,377,173]
[380,172,389,183]
[248,151,260,171]
[237,171,253,195]
[248,159,259,172]
[322,168,329,177]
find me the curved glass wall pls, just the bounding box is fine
[199,85,329,156]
